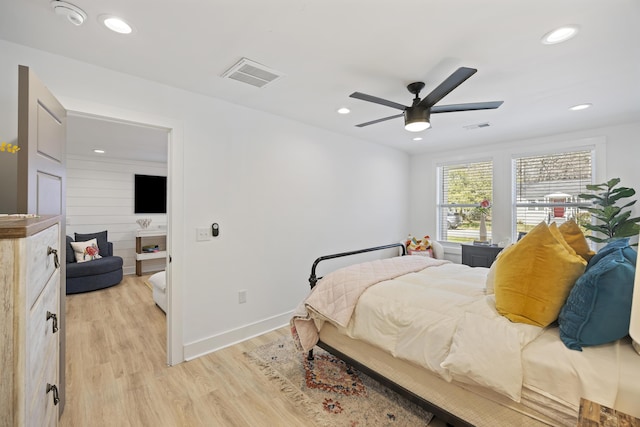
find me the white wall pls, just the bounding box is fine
[66,154,168,275]
[409,121,640,262]
[0,40,410,358]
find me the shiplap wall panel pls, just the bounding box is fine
[66,154,167,275]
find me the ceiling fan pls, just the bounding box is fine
[349,67,503,132]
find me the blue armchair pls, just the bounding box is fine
[66,231,123,294]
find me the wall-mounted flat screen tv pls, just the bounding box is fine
[134,174,167,214]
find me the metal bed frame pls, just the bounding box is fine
[305,243,468,427]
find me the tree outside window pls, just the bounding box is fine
[438,160,493,243]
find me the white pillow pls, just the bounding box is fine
[431,240,444,259]
[70,238,102,263]
[441,309,543,402]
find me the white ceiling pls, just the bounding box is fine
[66,114,168,163]
[1,0,639,158]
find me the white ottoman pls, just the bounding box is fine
[149,271,167,313]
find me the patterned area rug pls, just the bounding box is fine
[245,336,434,426]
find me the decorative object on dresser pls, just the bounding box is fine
[136,218,152,229]
[0,215,62,426]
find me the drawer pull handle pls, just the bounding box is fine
[46,311,59,334]
[47,247,60,268]
[46,383,60,405]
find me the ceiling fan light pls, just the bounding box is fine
[404,108,431,132]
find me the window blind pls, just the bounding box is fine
[441,160,493,206]
[515,150,592,205]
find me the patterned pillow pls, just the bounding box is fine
[75,231,108,256]
[406,235,433,256]
[69,238,102,263]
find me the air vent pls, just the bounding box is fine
[463,122,491,130]
[221,58,283,88]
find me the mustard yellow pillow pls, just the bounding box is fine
[548,222,577,256]
[494,221,587,327]
[558,219,595,262]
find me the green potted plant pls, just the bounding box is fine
[579,178,640,243]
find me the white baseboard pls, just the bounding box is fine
[123,266,165,276]
[183,310,293,361]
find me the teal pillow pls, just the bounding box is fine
[559,239,636,350]
[586,238,635,268]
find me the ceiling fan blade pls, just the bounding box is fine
[355,113,404,127]
[350,92,408,111]
[431,101,504,113]
[419,67,477,109]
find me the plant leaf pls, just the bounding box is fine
[585,235,607,243]
[606,177,621,188]
[578,194,602,201]
[613,222,640,238]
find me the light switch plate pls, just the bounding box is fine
[196,227,210,241]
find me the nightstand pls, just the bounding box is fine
[461,243,503,267]
[577,398,640,426]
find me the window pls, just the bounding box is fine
[514,149,593,235]
[438,160,493,243]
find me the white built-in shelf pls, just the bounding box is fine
[135,228,167,275]
[136,229,167,238]
[135,250,167,261]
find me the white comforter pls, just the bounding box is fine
[344,262,543,402]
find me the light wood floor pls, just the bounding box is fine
[60,274,323,427]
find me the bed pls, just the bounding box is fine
[291,228,640,426]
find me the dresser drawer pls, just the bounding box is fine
[26,271,60,426]
[27,271,59,397]
[26,330,59,427]
[26,223,60,310]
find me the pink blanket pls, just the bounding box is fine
[290,255,449,351]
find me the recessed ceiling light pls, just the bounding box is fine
[541,25,579,45]
[569,103,592,111]
[337,107,350,115]
[100,15,133,34]
[412,137,423,141]
[93,149,105,154]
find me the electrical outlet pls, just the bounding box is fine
[196,227,210,241]
[238,290,247,304]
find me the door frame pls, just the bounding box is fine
[61,97,185,366]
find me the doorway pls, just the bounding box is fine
[63,103,184,366]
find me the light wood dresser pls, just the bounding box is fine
[1,215,62,427]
